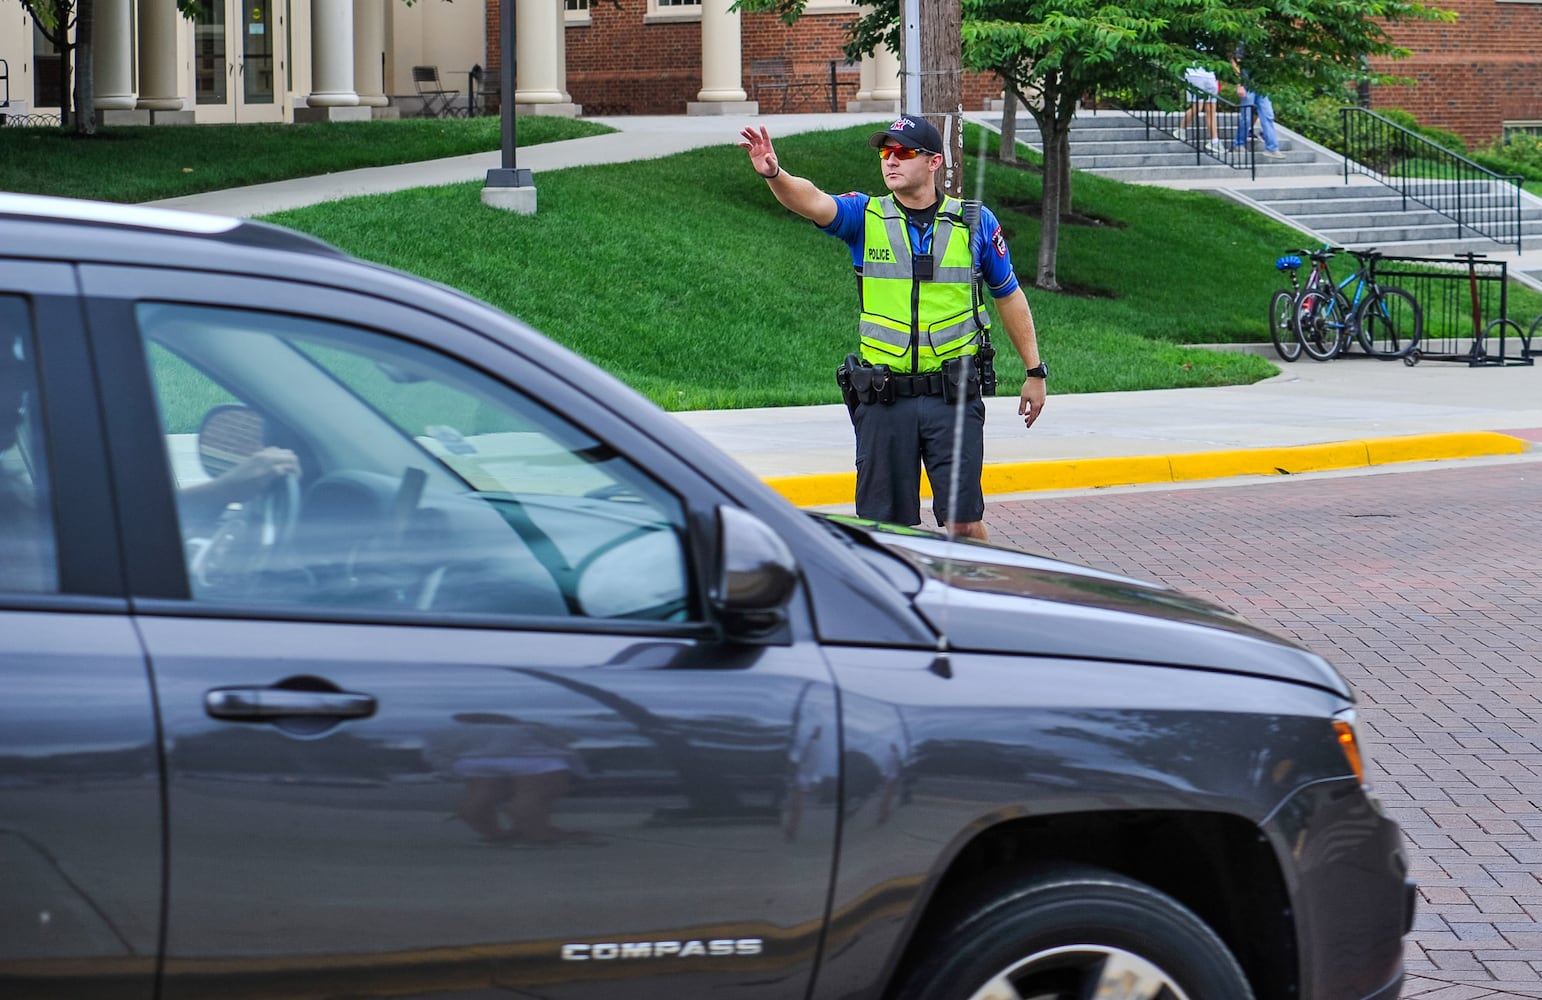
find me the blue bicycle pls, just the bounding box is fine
[1292,247,1422,361]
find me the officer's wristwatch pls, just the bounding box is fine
[1024,362,1049,379]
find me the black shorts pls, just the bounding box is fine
[852,393,985,527]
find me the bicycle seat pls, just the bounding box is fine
[1275,255,1303,271]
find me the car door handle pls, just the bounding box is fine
[205,687,377,720]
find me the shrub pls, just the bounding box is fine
[1471,133,1542,182]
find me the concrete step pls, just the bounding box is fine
[1072,147,1316,168]
[1342,237,1527,258]
[1318,220,1542,245]
[1091,163,1342,183]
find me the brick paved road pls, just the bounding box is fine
[988,458,1542,1000]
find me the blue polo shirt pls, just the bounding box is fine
[820,193,1021,298]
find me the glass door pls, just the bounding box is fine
[237,0,282,119]
[195,0,285,122]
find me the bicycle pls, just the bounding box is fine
[1268,254,1305,362]
[1292,247,1422,361]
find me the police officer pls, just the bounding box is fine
[739,116,1046,542]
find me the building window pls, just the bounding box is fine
[1502,121,1542,142]
[645,0,700,22]
[564,0,590,24]
[34,23,63,109]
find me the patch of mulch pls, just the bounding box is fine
[1027,279,1117,300]
[995,196,1127,229]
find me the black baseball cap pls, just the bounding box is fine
[868,116,943,154]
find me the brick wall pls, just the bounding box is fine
[483,0,1540,143]
[1370,0,1542,145]
[486,0,1001,116]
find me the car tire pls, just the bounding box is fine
[893,865,1256,1000]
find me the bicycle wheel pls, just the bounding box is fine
[1268,289,1301,362]
[1355,286,1422,358]
[1295,288,1349,361]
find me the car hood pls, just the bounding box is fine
[824,516,1351,698]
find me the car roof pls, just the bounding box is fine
[0,193,350,260]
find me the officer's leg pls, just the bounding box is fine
[853,397,923,525]
[918,394,986,537]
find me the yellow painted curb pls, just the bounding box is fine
[1169,440,1370,481]
[763,432,1530,507]
[1365,431,1528,465]
[982,455,1173,494]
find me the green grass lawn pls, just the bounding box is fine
[263,123,1309,409]
[15,117,1537,410]
[2,116,612,203]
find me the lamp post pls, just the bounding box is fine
[481,0,537,213]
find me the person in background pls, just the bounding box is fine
[1232,42,1286,159]
[1178,64,1224,152]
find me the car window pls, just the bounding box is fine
[137,303,693,622]
[0,296,58,594]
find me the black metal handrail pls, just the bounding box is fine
[1123,87,1257,180]
[1341,107,1525,254]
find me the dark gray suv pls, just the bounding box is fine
[0,193,1412,1000]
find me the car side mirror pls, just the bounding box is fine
[713,506,798,643]
[196,403,266,478]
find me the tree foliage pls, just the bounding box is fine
[734,0,1451,290]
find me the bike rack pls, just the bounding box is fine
[1370,253,1534,366]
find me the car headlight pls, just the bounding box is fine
[1332,708,1368,786]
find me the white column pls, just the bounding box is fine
[873,44,901,104]
[515,0,567,104]
[352,0,387,107]
[136,0,183,110]
[849,46,899,112]
[695,0,746,103]
[307,0,359,106]
[854,54,875,103]
[96,0,139,110]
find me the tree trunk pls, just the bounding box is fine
[74,0,95,135]
[1032,72,1065,292]
[998,81,1018,163]
[921,0,963,197]
[58,40,73,127]
[1058,131,1072,216]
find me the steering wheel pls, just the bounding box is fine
[191,472,301,592]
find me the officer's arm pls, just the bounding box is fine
[996,289,1047,428]
[765,171,838,228]
[740,125,838,227]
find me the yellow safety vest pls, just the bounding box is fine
[858,194,987,373]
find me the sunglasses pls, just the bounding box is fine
[878,145,927,161]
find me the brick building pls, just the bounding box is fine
[485,0,1000,118]
[1359,0,1541,147]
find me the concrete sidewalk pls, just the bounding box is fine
[147,112,1542,502]
[676,347,1542,510]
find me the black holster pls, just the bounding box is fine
[941,356,982,403]
[840,355,894,407]
[977,340,998,397]
[836,353,861,418]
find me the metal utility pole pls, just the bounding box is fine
[482,0,537,213]
[903,0,964,196]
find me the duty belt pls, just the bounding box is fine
[889,372,946,397]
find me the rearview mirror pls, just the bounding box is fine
[713,506,798,643]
